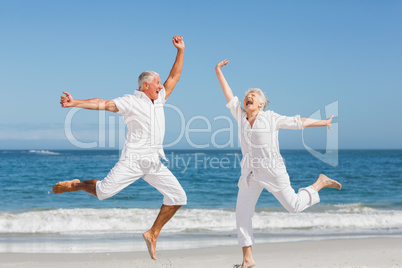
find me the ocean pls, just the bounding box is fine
[0,149,401,253]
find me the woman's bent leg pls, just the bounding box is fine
[272,185,320,214]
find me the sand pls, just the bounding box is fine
[1,237,401,268]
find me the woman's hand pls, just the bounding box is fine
[216,59,229,70]
[326,115,334,130]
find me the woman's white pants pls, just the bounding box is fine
[236,177,320,247]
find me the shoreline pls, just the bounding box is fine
[1,237,401,268]
[2,232,400,254]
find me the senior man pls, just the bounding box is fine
[53,36,186,260]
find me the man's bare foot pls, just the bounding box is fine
[52,179,80,194]
[313,174,342,191]
[142,231,157,260]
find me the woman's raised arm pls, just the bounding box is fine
[215,59,234,103]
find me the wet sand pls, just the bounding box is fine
[1,237,401,268]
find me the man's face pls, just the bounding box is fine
[243,92,262,112]
[142,75,163,101]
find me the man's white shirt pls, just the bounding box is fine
[114,88,167,162]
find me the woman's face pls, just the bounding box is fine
[243,92,262,112]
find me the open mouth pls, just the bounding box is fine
[246,100,253,105]
[156,90,160,94]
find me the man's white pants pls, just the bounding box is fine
[236,175,320,247]
[95,156,187,206]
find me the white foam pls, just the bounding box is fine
[1,205,401,236]
[28,150,60,155]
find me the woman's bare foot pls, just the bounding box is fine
[241,260,256,268]
[312,174,342,191]
[241,246,255,268]
[142,231,157,260]
[52,179,81,194]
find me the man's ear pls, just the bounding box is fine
[143,82,149,89]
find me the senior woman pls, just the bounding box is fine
[215,59,341,268]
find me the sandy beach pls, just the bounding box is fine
[1,237,401,268]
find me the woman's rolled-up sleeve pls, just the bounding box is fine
[272,112,303,130]
[226,96,244,122]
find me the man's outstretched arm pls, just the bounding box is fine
[164,36,185,100]
[60,91,118,113]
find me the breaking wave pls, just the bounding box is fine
[1,204,401,236]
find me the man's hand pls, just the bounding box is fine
[172,36,185,51]
[216,59,229,70]
[60,91,75,108]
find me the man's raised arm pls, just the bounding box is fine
[60,91,118,113]
[163,36,185,100]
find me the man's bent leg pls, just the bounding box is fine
[52,179,98,197]
[143,204,182,260]
[54,159,142,200]
[141,163,186,260]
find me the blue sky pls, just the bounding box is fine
[0,0,401,150]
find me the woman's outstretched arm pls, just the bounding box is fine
[301,115,334,130]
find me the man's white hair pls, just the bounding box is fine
[138,71,159,91]
[244,88,269,111]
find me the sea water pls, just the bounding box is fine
[0,149,401,253]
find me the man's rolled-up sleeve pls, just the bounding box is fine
[113,95,132,115]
